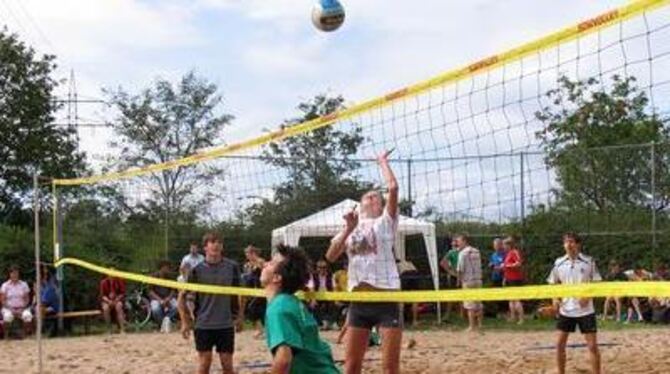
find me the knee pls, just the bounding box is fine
[150,300,161,313]
[2,309,14,323]
[21,309,33,323]
[101,303,110,312]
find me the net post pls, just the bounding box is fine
[519,152,526,241]
[53,182,65,333]
[34,173,43,374]
[406,159,413,217]
[651,141,657,253]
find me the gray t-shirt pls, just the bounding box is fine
[189,258,241,330]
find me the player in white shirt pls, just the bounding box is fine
[326,149,401,374]
[547,232,602,374]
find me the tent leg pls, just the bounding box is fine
[436,300,442,324]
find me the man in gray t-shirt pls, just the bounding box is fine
[178,233,243,374]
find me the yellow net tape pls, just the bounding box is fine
[52,0,670,186]
[56,258,670,302]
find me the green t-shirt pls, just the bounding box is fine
[265,294,340,374]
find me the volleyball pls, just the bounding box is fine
[312,0,345,32]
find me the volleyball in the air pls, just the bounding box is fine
[312,0,345,32]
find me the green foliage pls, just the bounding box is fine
[536,75,670,211]
[0,29,85,225]
[244,94,372,232]
[104,71,233,216]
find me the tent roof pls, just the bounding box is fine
[272,199,434,238]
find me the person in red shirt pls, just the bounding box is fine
[502,236,525,324]
[100,273,127,333]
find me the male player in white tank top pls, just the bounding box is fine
[326,149,402,374]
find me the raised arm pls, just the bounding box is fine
[325,209,358,263]
[378,150,398,218]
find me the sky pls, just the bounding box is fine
[0,0,631,162]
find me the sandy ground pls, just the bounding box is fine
[1,327,670,373]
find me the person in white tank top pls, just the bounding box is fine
[326,149,402,374]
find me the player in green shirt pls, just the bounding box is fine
[260,244,340,374]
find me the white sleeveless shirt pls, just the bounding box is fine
[344,209,400,291]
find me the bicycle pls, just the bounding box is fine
[125,284,151,330]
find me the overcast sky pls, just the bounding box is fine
[0,0,631,161]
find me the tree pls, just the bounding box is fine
[105,71,234,218]
[535,75,670,212]
[244,94,372,230]
[0,29,85,225]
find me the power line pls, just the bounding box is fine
[12,0,58,53]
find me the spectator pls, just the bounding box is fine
[1,265,33,339]
[243,245,266,339]
[100,272,127,333]
[488,238,507,318]
[456,234,483,332]
[623,266,652,323]
[440,238,461,320]
[37,265,60,337]
[332,262,349,344]
[502,236,525,324]
[488,238,506,287]
[653,264,668,280]
[149,261,178,327]
[181,241,205,274]
[308,259,336,331]
[602,260,626,322]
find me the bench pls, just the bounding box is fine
[48,310,102,334]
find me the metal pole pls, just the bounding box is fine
[164,201,169,260]
[651,142,657,252]
[520,152,525,237]
[34,173,43,374]
[407,159,413,217]
[53,183,64,332]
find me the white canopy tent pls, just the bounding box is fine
[271,199,440,296]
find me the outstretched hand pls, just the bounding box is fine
[377,148,394,164]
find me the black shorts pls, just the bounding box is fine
[556,313,597,334]
[194,328,235,353]
[348,302,403,330]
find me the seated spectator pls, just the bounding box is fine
[1,265,33,339]
[307,259,336,330]
[653,264,668,281]
[37,265,60,336]
[100,272,127,333]
[148,261,178,327]
[650,297,670,324]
